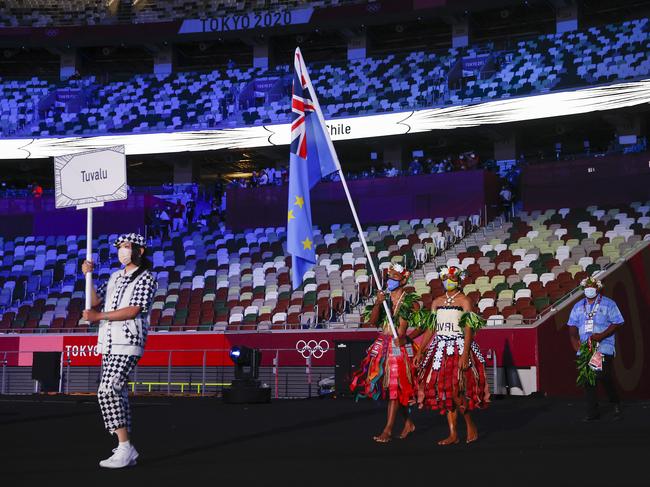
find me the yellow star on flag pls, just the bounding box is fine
[302,237,313,250]
[294,195,305,209]
[288,209,295,222]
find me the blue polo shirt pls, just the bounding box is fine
[567,296,624,356]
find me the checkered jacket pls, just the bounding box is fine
[97,268,157,357]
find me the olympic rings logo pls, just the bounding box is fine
[296,340,330,359]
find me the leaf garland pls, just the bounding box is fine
[576,341,597,387]
[362,292,420,327]
[459,311,487,331]
[412,308,436,330]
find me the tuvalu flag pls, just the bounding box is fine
[287,47,339,289]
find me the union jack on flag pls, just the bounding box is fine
[287,48,339,289]
[290,51,315,159]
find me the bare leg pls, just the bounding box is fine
[462,411,478,443]
[438,410,460,445]
[115,427,129,443]
[374,399,398,443]
[417,383,426,409]
[398,405,416,439]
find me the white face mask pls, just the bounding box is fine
[584,287,598,299]
[118,247,132,266]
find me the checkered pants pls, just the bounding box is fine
[98,354,139,434]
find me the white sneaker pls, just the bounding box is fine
[99,445,139,469]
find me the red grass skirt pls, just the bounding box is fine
[350,334,418,407]
[418,335,490,414]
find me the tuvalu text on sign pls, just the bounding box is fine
[54,145,127,209]
[81,168,108,182]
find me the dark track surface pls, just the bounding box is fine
[1,394,649,486]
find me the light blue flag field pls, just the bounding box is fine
[287,48,338,289]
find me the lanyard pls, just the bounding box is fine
[583,295,602,320]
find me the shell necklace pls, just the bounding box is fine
[445,290,462,305]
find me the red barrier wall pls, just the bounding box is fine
[1,326,538,369]
[226,170,499,231]
[521,152,650,211]
[0,194,156,238]
[537,243,650,398]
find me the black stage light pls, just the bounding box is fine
[223,345,271,404]
[229,345,245,364]
[229,345,258,380]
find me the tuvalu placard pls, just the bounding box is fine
[54,145,127,209]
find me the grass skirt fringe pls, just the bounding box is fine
[418,335,490,414]
[350,334,417,406]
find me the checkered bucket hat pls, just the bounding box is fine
[113,233,147,248]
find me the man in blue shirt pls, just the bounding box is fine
[567,275,624,421]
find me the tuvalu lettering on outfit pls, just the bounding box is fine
[436,322,461,333]
[434,308,464,337]
[81,168,108,182]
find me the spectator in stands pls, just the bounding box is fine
[458,154,468,171]
[172,198,185,232]
[467,152,479,170]
[499,184,513,216]
[425,157,433,172]
[185,198,195,227]
[219,98,229,119]
[567,275,624,422]
[210,199,223,229]
[386,166,399,177]
[145,207,156,238]
[517,153,526,165]
[81,233,158,469]
[409,158,423,175]
[262,167,273,184]
[258,170,269,186]
[31,181,43,198]
[197,208,210,227]
[158,206,171,239]
[251,171,261,188]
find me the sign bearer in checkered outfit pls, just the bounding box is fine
[81,233,158,469]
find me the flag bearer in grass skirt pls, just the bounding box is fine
[350,263,423,443]
[415,265,490,445]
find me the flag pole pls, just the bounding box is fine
[295,48,398,340]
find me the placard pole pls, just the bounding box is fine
[85,207,93,311]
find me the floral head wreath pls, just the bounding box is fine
[439,265,467,282]
[580,276,603,290]
[388,262,411,280]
